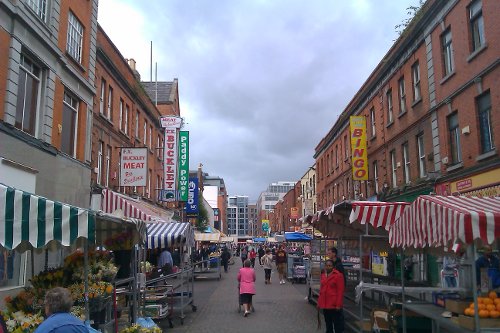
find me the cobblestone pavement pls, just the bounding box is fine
[160,261,319,333]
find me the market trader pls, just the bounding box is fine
[34,287,87,333]
[158,247,174,273]
[476,245,500,288]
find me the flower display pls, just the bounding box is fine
[104,230,134,251]
[119,324,162,333]
[140,261,153,274]
[4,289,39,314]
[30,268,65,295]
[67,250,118,283]
[2,310,43,333]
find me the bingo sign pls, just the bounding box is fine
[120,148,147,186]
[186,177,199,216]
[350,116,368,181]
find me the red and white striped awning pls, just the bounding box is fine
[389,195,500,248]
[349,201,410,231]
[101,189,166,223]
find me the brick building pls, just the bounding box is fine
[273,181,302,233]
[314,0,500,208]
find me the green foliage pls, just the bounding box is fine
[394,0,425,38]
[196,194,208,231]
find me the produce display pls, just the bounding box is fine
[463,291,500,318]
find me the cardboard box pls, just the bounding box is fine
[432,291,460,307]
[458,315,500,331]
[371,309,390,333]
[445,299,470,314]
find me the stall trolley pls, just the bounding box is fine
[287,254,304,281]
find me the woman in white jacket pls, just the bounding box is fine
[262,249,274,284]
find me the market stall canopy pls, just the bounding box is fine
[194,228,220,242]
[94,213,146,247]
[253,237,266,243]
[267,237,277,243]
[220,236,235,243]
[350,201,410,231]
[284,232,312,242]
[101,189,168,223]
[389,195,500,248]
[0,183,95,252]
[146,222,194,249]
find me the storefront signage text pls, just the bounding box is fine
[120,148,147,186]
[350,116,368,180]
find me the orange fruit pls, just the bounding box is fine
[479,309,490,318]
[490,310,500,318]
[478,303,487,310]
[496,303,500,311]
[468,308,475,316]
[469,302,476,308]
[486,304,496,311]
[484,298,494,305]
[489,291,498,299]
[478,297,485,303]
[494,298,500,305]
[464,308,472,316]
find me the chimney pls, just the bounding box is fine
[127,58,141,81]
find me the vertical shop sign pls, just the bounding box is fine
[178,131,189,201]
[290,207,299,219]
[350,116,368,180]
[120,148,147,186]
[162,128,178,201]
[186,177,199,216]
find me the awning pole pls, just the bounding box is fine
[84,240,90,324]
[470,243,480,333]
[359,233,363,333]
[401,248,406,333]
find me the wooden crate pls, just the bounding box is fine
[458,315,500,330]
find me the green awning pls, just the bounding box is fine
[0,183,95,251]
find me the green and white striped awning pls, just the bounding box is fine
[0,183,95,251]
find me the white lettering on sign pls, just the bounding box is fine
[120,148,148,186]
[163,128,178,192]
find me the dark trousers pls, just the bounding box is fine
[250,258,255,267]
[264,268,271,281]
[222,261,228,272]
[323,309,344,333]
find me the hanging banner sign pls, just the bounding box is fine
[291,207,299,219]
[350,116,368,180]
[120,148,147,186]
[178,131,189,201]
[160,116,182,128]
[186,177,199,216]
[163,128,178,201]
[261,220,269,232]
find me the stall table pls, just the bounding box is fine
[404,303,474,333]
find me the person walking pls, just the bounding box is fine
[238,259,256,317]
[240,246,248,266]
[317,259,345,333]
[258,246,265,266]
[262,249,274,284]
[249,248,257,268]
[275,245,287,284]
[221,247,231,273]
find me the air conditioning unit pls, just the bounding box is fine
[442,156,449,165]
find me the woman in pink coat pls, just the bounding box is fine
[237,259,256,317]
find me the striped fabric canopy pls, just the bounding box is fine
[349,201,410,230]
[194,230,220,242]
[102,189,166,222]
[146,222,194,249]
[0,183,95,251]
[389,195,500,248]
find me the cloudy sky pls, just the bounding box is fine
[98,0,419,202]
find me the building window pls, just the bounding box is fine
[118,99,123,131]
[61,90,79,157]
[27,0,47,21]
[148,169,152,198]
[370,107,376,137]
[149,125,153,150]
[448,113,462,164]
[99,79,105,115]
[124,104,129,135]
[344,135,348,160]
[402,142,410,184]
[373,160,379,194]
[97,142,103,185]
[335,145,339,167]
[417,134,426,178]
[442,29,454,76]
[15,54,41,136]
[411,61,421,102]
[391,150,397,188]
[143,121,147,145]
[135,111,139,138]
[107,86,113,120]
[157,135,161,158]
[477,92,493,153]
[105,145,111,187]
[469,0,485,52]
[66,12,84,63]
[386,89,393,123]
[398,77,406,114]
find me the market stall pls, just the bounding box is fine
[143,221,196,326]
[0,183,146,332]
[193,229,222,280]
[389,195,500,333]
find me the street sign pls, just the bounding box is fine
[159,189,177,202]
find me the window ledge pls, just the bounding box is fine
[411,98,422,108]
[386,121,394,128]
[476,149,497,162]
[98,113,113,125]
[135,137,141,143]
[370,135,376,142]
[398,110,407,119]
[467,43,488,63]
[440,71,455,85]
[65,52,86,72]
[446,162,463,172]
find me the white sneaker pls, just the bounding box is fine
[282,280,286,284]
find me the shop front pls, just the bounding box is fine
[435,167,500,197]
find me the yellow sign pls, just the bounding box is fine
[436,167,500,196]
[350,116,368,180]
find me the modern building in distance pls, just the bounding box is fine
[256,181,295,236]
[201,173,228,233]
[248,204,258,237]
[227,195,249,241]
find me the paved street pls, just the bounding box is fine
[161,261,318,332]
